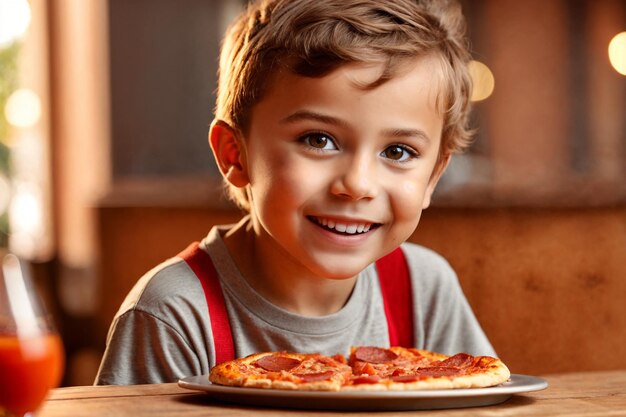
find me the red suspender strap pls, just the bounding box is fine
[375,247,414,348]
[178,242,235,364]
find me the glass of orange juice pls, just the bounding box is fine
[0,253,64,417]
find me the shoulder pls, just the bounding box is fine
[395,242,464,299]
[115,253,206,321]
[399,242,456,279]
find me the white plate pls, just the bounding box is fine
[178,374,548,411]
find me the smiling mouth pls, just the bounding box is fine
[307,216,381,235]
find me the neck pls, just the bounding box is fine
[222,216,358,316]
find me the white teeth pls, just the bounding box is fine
[314,217,373,234]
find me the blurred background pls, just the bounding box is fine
[1,0,625,386]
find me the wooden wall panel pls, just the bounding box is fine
[413,207,626,375]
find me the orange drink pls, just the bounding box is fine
[0,333,64,416]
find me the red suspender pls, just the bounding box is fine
[179,242,413,363]
[178,242,235,364]
[375,247,414,348]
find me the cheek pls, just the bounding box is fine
[249,154,322,209]
[402,180,418,195]
[392,179,426,216]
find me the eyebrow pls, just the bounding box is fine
[280,110,348,128]
[280,110,432,144]
[382,128,432,145]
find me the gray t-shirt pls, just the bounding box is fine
[95,225,494,385]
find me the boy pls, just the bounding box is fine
[95,0,494,385]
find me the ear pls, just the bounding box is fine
[208,119,249,187]
[422,153,451,209]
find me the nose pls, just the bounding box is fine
[330,152,378,200]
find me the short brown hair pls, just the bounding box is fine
[215,0,474,210]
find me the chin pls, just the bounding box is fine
[306,259,368,280]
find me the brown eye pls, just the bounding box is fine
[383,145,405,160]
[381,145,417,162]
[300,133,338,150]
[309,135,329,148]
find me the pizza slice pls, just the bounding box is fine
[344,346,511,390]
[209,351,352,391]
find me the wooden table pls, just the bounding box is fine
[38,370,626,416]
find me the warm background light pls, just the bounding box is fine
[9,182,45,258]
[608,31,626,76]
[469,60,495,102]
[4,88,42,128]
[0,174,11,215]
[0,0,32,47]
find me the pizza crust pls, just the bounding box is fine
[379,361,510,391]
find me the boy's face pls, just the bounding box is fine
[226,56,447,279]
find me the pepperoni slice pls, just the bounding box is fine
[391,375,419,383]
[439,353,474,368]
[294,371,334,382]
[416,366,463,378]
[254,354,302,372]
[351,375,381,385]
[354,346,398,364]
[352,361,376,376]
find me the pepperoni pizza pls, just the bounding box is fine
[209,346,510,391]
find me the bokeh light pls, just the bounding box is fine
[4,88,42,128]
[469,60,495,102]
[608,31,626,76]
[9,182,43,236]
[0,173,11,215]
[9,182,45,259]
[0,0,32,48]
